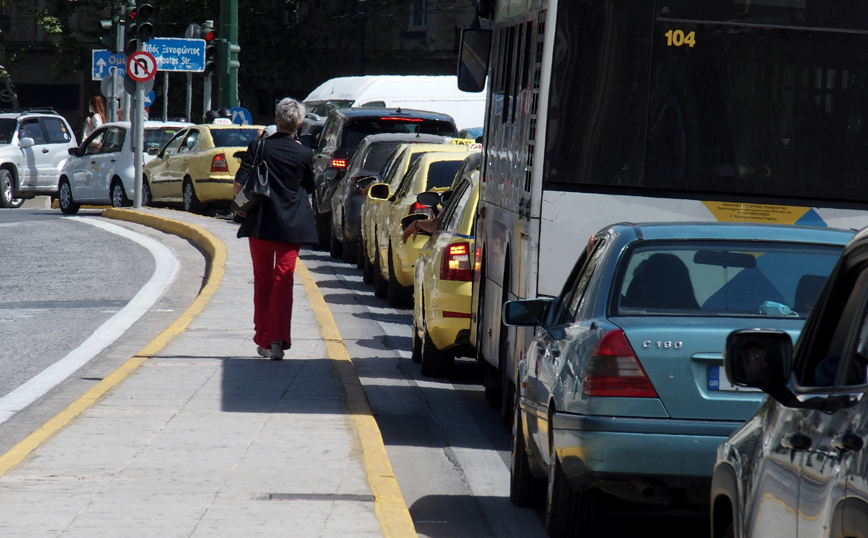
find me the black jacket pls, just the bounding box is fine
[236,132,319,244]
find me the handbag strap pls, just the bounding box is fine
[251,137,266,166]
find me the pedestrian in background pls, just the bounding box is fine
[84,95,106,138]
[234,97,318,360]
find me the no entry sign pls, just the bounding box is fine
[126,51,157,83]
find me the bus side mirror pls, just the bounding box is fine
[457,27,492,93]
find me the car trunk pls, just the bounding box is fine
[614,316,803,420]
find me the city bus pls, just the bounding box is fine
[457,0,868,421]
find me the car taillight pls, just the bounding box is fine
[380,117,423,122]
[409,201,435,218]
[211,153,228,172]
[330,158,347,169]
[440,242,472,281]
[583,330,658,398]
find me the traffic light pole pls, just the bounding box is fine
[219,0,239,108]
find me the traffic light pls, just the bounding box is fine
[202,20,217,76]
[124,0,138,55]
[98,17,119,53]
[135,0,154,43]
[218,40,241,75]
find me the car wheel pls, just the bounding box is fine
[110,179,130,208]
[183,178,205,213]
[354,239,364,269]
[0,169,23,208]
[329,223,343,259]
[411,321,423,364]
[373,243,388,299]
[546,455,600,538]
[420,328,454,378]
[386,246,412,308]
[314,208,331,251]
[57,178,80,215]
[510,397,546,507]
[141,178,152,207]
[343,238,359,265]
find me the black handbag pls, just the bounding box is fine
[231,138,270,214]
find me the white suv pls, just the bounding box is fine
[0,108,78,208]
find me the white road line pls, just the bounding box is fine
[0,217,179,424]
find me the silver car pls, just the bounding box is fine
[57,120,188,214]
[0,109,78,208]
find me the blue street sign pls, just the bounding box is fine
[142,38,206,72]
[230,106,252,125]
[143,90,156,107]
[92,50,126,81]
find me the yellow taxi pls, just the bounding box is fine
[369,147,479,307]
[411,154,481,377]
[142,123,265,212]
[360,140,473,294]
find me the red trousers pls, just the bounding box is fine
[248,237,301,350]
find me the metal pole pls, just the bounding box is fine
[186,72,192,122]
[162,71,168,121]
[203,74,212,121]
[133,81,144,208]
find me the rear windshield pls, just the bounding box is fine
[363,142,403,173]
[613,240,843,318]
[145,127,184,153]
[210,129,261,148]
[343,118,455,156]
[425,160,464,190]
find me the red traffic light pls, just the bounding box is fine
[202,30,214,41]
[128,8,137,20]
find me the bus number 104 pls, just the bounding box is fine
[664,29,696,48]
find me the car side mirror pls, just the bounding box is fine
[416,191,441,208]
[68,147,79,156]
[146,147,160,156]
[324,168,339,181]
[19,137,34,149]
[401,213,431,234]
[368,183,390,200]
[725,329,792,390]
[502,298,553,327]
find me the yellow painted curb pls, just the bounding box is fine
[0,208,225,476]
[296,260,418,538]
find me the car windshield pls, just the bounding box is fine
[145,127,184,153]
[425,160,464,189]
[304,100,354,116]
[613,240,843,318]
[0,118,16,144]
[210,129,261,148]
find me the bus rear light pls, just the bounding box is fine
[583,329,658,398]
[441,242,472,281]
[211,153,228,172]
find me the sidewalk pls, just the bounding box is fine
[0,207,415,538]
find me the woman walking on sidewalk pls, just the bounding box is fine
[234,97,318,360]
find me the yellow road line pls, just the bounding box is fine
[296,260,418,538]
[0,208,225,476]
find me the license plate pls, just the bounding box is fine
[707,365,757,392]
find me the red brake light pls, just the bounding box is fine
[330,158,347,169]
[409,201,435,218]
[440,242,472,281]
[211,153,228,172]
[583,330,658,398]
[380,117,423,122]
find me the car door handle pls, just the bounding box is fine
[550,345,560,359]
[832,432,864,453]
[782,433,812,451]
[41,148,49,154]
